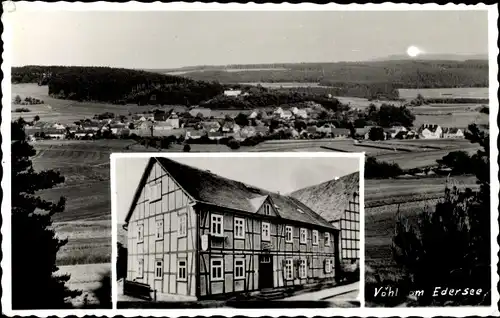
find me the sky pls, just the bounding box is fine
[115,156,360,223]
[10,10,488,69]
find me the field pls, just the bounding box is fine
[365,175,478,271]
[411,112,488,128]
[56,263,110,307]
[398,87,489,99]
[11,83,185,124]
[28,140,133,268]
[238,82,329,88]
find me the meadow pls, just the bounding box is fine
[364,175,479,278]
[56,263,110,307]
[11,83,184,124]
[398,87,489,99]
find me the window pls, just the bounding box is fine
[262,222,270,241]
[155,260,163,279]
[137,223,144,243]
[299,259,307,278]
[211,259,223,281]
[211,214,223,237]
[137,258,144,278]
[264,204,271,215]
[285,259,293,280]
[312,230,319,245]
[325,232,331,246]
[234,218,245,239]
[155,219,163,240]
[325,258,332,273]
[285,226,293,243]
[178,259,187,281]
[300,228,307,244]
[179,214,187,237]
[235,259,245,279]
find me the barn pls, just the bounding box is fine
[123,157,344,300]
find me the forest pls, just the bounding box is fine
[154,60,489,99]
[11,66,225,106]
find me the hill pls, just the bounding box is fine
[289,171,359,222]
[147,60,488,99]
[153,60,488,86]
[11,65,225,106]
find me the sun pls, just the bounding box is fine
[407,46,422,58]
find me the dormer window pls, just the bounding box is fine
[264,204,271,215]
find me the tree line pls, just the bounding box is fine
[12,66,226,106]
[174,60,488,98]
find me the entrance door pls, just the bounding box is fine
[259,254,273,289]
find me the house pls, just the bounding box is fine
[138,121,154,131]
[354,127,371,140]
[185,130,206,140]
[44,128,66,139]
[281,110,294,120]
[223,89,242,97]
[207,131,225,140]
[307,126,318,134]
[189,107,212,118]
[384,126,407,139]
[442,127,465,139]
[418,124,443,139]
[201,121,221,133]
[154,122,174,131]
[81,122,102,131]
[109,123,127,134]
[254,126,270,136]
[239,126,257,139]
[290,173,360,263]
[133,115,147,121]
[155,111,180,129]
[273,107,284,118]
[52,123,66,130]
[123,158,340,300]
[222,122,241,134]
[74,130,95,138]
[316,124,336,134]
[291,107,308,119]
[331,128,351,139]
[248,111,259,119]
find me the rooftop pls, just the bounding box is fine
[125,157,336,230]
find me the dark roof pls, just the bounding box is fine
[125,157,335,230]
[419,124,441,133]
[290,172,359,222]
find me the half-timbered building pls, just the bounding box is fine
[123,157,342,300]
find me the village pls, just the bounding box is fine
[21,89,467,146]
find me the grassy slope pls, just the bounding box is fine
[364,176,478,270]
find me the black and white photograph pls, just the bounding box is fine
[113,153,362,308]
[2,2,498,316]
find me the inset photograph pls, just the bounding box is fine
[113,153,363,308]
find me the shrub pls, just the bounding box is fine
[14,107,31,112]
[391,123,490,306]
[368,127,385,141]
[227,139,241,150]
[183,144,191,152]
[364,156,403,179]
